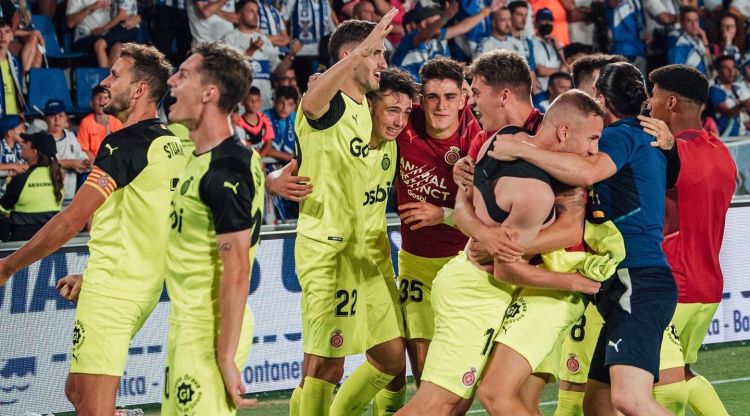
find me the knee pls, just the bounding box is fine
[64,377,79,407]
[611,390,646,416]
[477,384,505,414]
[313,360,344,384]
[380,352,405,376]
[93,39,107,52]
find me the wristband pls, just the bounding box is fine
[442,207,456,227]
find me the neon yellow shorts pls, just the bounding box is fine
[362,237,404,350]
[162,308,254,416]
[296,235,365,357]
[69,287,159,376]
[495,287,585,377]
[558,303,604,384]
[397,249,454,341]
[421,253,515,399]
[659,321,685,371]
[671,302,719,365]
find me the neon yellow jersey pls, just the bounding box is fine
[166,137,264,327]
[82,119,187,301]
[167,122,195,156]
[295,91,372,247]
[362,139,397,260]
[0,60,17,116]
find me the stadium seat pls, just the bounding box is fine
[25,68,80,116]
[31,14,85,61]
[74,67,110,112]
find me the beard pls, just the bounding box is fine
[103,88,131,116]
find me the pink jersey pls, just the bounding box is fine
[662,129,736,303]
[396,104,481,258]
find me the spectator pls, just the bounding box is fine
[391,0,501,81]
[532,70,572,111]
[152,0,191,65]
[605,0,647,75]
[6,0,44,74]
[0,115,26,196]
[353,0,397,50]
[222,0,301,110]
[187,0,237,48]
[454,0,494,60]
[43,99,90,202]
[712,13,742,63]
[67,0,141,68]
[283,0,335,91]
[477,7,526,55]
[77,85,124,160]
[567,0,595,47]
[563,42,591,65]
[508,1,537,70]
[0,132,63,241]
[258,0,291,48]
[272,67,300,93]
[708,55,750,138]
[236,86,274,153]
[532,7,567,91]
[530,0,569,46]
[0,20,24,117]
[264,85,299,220]
[643,0,679,69]
[668,6,711,76]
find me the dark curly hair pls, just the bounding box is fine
[367,68,418,101]
[466,49,532,97]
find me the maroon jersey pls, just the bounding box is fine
[468,108,543,160]
[396,103,481,258]
[662,129,736,303]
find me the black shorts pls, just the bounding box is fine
[72,25,139,53]
[589,266,677,384]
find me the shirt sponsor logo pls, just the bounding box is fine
[349,137,369,158]
[399,159,451,202]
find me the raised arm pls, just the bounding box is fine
[301,9,397,119]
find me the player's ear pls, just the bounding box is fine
[132,81,147,100]
[201,85,216,104]
[458,93,465,110]
[668,95,678,112]
[556,123,568,148]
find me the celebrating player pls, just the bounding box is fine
[288,11,397,416]
[161,42,263,415]
[643,64,736,416]
[394,57,481,391]
[490,62,677,415]
[0,44,182,415]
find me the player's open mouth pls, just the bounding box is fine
[386,127,400,135]
[374,72,381,81]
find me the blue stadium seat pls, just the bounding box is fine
[31,14,85,61]
[25,68,79,117]
[74,67,110,112]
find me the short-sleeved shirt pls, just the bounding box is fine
[0,165,61,225]
[221,30,281,110]
[477,34,526,56]
[663,129,736,303]
[708,81,750,138]
[54,129,89,200]
[295,91,372,246]
[77,113,124,157]
[1,60,17,116]
[594,117,668,269]
[67,0,112,40]
[166,137,264,326]
[81,118,187,301]
[668,31,709,75]
[237,112,274,152]
[265,109,297,156]
[390,30,450,82]
[605,0,646,58]
[531,36,562,91]
[187,0,235,47]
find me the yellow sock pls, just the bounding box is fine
[686,375,729,416]
[330,360,395,416]
[553,389,584,416]
[289,385,303,416]
[372,385,406,416]
[653,381,688,416]
[300,377,335,416]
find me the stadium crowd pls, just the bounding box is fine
[0,0,747,235]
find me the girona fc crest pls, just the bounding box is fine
[330,330,344,348]
[566,354,580,374]
[444,146,461,165]
[461,367,477,387]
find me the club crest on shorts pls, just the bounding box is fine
[501,297,528,331]
[330,329,344,348]
[444,146,461,165]
[566,354,580,374]
[71,320,86,352]
[461,367,477,387]
[175,374,202,412]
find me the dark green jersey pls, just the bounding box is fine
[82,118,187,300]
[166,137,265,326]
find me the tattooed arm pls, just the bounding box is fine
[523,186,586,256]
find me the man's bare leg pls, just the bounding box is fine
[405,338,429,385]
[65,373,119,416]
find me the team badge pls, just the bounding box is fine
[71,320,85,352]
[96,175,109,188]
[381,154,391,170]
[175,374,202,412]
[444,146,461,165]
[330,330,344,348]
[566,354,580,374]
[501,298,528,331]
[461,368,477,387]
